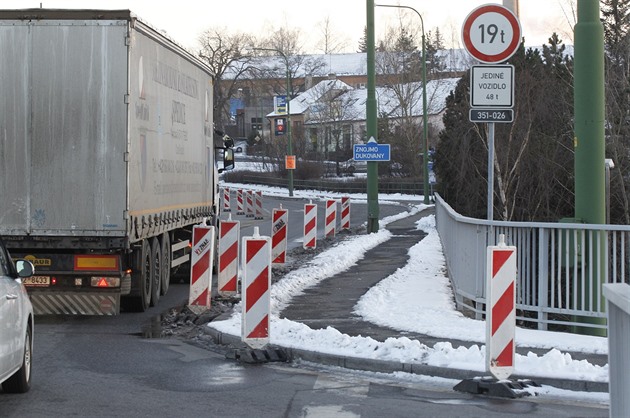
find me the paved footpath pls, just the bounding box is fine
[277,206,609,391]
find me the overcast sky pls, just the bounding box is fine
[6,1,575,52]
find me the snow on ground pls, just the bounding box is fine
[210,181,610,401]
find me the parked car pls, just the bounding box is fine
[340,158,367,174]
[0,241,35,394]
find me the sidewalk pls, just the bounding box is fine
[206,206,609,393]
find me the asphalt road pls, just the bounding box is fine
[0,281,608,417]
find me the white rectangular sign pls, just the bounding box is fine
[470,65,514,108]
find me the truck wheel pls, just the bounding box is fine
[133,239,152,311]
[160,232,171,295]
[149,237,161,307]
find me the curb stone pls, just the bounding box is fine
[202,326,608,393]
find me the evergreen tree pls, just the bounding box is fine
[435,35,574,221]
[357,26,368,53]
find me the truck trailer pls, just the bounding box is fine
[0,9,233,315]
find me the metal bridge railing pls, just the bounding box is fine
[435,193,630,331]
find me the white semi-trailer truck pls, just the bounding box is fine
[0,9,234,315]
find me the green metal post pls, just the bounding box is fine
[574,0,606,335]
[366,0,379,233]
[285,61,294,197]
[421,29,429,204]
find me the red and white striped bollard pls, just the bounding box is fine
[218,216,239,297]
[241,227,271,349]
[325,199,336,238]
[236,189,245,215]
[486,234,517,380]
[340,196,350,230]
[272,206,288,265]
[222,187,231,212]
[189,224,215,312]
[255,191,263,219]
[303,202,317,249]
[246,190,254,218]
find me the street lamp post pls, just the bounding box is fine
[375,4,430,204]
[252,47,294,197]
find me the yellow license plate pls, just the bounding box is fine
[23,276,51,287]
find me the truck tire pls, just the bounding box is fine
[160,232,171,296]
[129,239,152,312]
[2,324,32,393]
[149,237,161,307]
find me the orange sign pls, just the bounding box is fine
[285,155,296,170]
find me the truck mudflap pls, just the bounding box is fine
[30,291,120,315]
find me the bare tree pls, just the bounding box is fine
[315,16,347,54]
[557,0,577,42]
[304,81,362,169]
[196,28,256,130]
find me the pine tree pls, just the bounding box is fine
[357,26,368,53]
[435,35,575,221]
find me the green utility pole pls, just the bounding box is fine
[366,0,379,233]
[574,0,606,335]
[285,62,294,197]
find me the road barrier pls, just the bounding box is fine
[218,216,239,297]
[236,189,245,215]
[241,227,271,349]
[325,199,336,238]
[340,196,350,230]
[246,190,254,218]
[189,224,215,311]
[255,191,263,220]
[486,234,516,380]
[222,187,231,212]
[303,202,317,249]
[272,206,288,265]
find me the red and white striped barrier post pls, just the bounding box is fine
[236,189,245,215]
[255,191,264,220]
[271,206,288,265]
[218,216,239,297]
[340,196,350,230]
[325,199,337,238]
[246,190,254,218]
[241,227,271,349]
[486,234,517,380]
[303,201,317,249]
[222,187,231,212]
[189,224,215,312]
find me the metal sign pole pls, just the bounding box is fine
[487,122,495,245]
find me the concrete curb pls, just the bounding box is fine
[203,326,608,394]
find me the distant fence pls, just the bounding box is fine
[435,193,630,331]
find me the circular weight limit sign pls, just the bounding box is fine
[462,4,522,64]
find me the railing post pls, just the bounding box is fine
[603,283,630,418]
[537,228,549,330]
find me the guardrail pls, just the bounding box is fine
[435,193,630,331]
